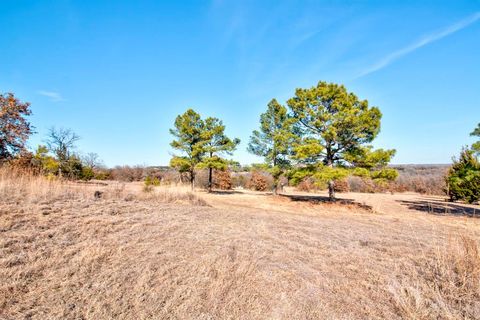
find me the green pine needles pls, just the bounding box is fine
[169,109,239,190]
[249,81,397,200]
[446,124,480,204]
[248,99,298,195]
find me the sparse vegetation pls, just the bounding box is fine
[390,235,480,319]
[1,167,479,319]
[0,92,478,319]
[110,165,145,182]
[391,164,448,195]
[0,82,477,320]
[2,2,478,318]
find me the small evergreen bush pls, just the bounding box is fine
[446,149,480,204]
[144,176,161,187]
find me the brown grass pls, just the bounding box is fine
[1,168,480,319]
[0,168,206,208]
[390,235,480,319]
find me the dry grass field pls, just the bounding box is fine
[1,169,480,319]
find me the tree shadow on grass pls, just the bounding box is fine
[279,194,373,211]
[398,199,480,217]
[208,190,245,195]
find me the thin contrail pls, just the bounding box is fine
[356,12,480,79]
[37,90,65,102]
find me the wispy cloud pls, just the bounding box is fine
[37,90,65,102]
[356,12,480,79]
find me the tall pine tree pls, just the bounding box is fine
[169,109,206,189]
[200,117,240,192]
[248,99,297,194]
[287,81,396,200]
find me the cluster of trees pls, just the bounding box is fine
[169,109,240,191]
[3,84,478,204]
[168,82,397,201]
[248,81,397,200]
[33,128,105,180]
[446,124,480,203]
[0,92,103,180]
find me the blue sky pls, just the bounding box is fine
[1,0,479,166]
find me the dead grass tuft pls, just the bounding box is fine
[138,185,208,206]
[390,234,480,319]
[0,167,89,204]
[0,167,206,207]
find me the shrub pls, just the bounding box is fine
[193,169,208,189]
[94,170,111,180]
[60,156,84,180]
[347,176,376,193]
[110,165,145,182]
[390,165,448,195]
[391,174,445,195]
[348,165,449,195]
[296,177,317,192]
[247,171,268,191]
[144,176,161,187]
[446,149,480,204]
[213,170,232,190]
[160,170,182,185]
[333,178,349,193]
[8,151,37,171]
[390,181,408,193]
[81,166,95,181]
[232,172,249,188]
[410,177,428,194]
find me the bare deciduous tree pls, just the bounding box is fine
[46,127,80,162]
[82,152,103,169]
[46,127,80,176]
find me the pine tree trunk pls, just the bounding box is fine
[190,171,195,191]
[326,153,335,202]
[208,167,213,193]
[272,176,278,195]
[328,180,335,202]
